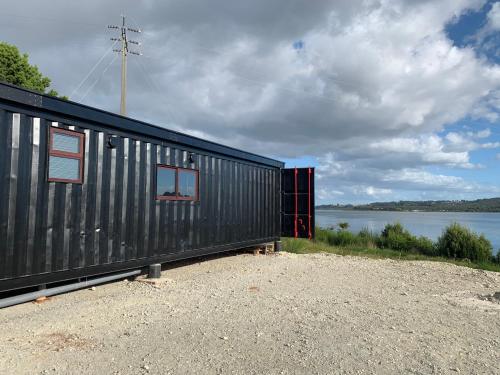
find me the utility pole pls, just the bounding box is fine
[108,16,141,116]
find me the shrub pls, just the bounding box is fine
[358,227,379,248]
[379,223,415,252]
[315,227,331,244]
[379,222,435,254]
[332,230,359,246]
[338,222,350,231]
[315,227,377,248]
[437,223,492,262]
[413,236,437,256]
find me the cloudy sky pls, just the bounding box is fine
[1,0,499,204]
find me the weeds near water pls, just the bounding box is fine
[283,224,500,273]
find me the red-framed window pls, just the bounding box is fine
[47,127,85,183]
[156,165,199,201]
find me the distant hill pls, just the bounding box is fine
[316,198,500,212]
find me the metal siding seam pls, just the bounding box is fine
[243,164,247,240]
[261,168,265,239]
[93,132,104,265]
[0,110,8,279]
[274,169,278,236]
[224,160,229,244]
[205,156,211,246]
[181,151,188,251]
[249,167,253,239]
[201,155,209,248]
[163,146,170,253]
[233,162,238,242]
[223,159,227,243]
[108,138,117,263]
[193,154,201,248]
[154,145,160,254]
[62,125,76,270]
[227,160,231,243]
[265,169,269,238]
[45,122,58,272]
[125,140,135,260]
[136,143,145,258]
[26,118,40,275]
[205,156,211,245]
[186,152,194,250]
[120,138,129,260]
[133,140,141,259]
[146,144,155,256]
[265,168,268,239]
[32,118,48,274]
[79,129,90,267]
[258,167,261,239]
[163,147,171,252]
[212,156,218,246]
[144,143,151,256]
[247,166,250,239]
[229,161,234,243]
[216,158,221,244]
[6,113,20,278]
[245,165,249,240]
[232,162,237,242]
[253,167,258,240]
[173,149,180,251]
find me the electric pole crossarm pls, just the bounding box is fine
[108,15,141,116]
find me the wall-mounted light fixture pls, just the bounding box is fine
[107,135,119,149]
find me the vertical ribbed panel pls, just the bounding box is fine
[0,110,282,286]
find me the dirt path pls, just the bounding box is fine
[1,252,499,375]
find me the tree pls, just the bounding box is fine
[0,41,66,99]
[338,222,350,231]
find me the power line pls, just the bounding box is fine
[108,15,142,116]
[78,54,118,103]
[0,12,103,27]
[69,40,118,99]
[131,57,177,125]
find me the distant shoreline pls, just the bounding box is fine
[315,198,500,213]
[315,207,500,213]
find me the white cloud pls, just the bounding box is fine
[1,0,499,203]
[487,2,500,30]
[354,186,393,197]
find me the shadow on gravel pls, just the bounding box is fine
[0,247,259,305]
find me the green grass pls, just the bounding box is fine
[282,237,500,273]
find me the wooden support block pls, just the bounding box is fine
[264,243,274,254]
[34,296,51,304]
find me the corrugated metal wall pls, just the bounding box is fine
[0,109,280,285]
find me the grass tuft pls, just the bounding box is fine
[283,226,500,273]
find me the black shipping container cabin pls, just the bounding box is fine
[0,82,314,292]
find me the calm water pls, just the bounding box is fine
[316,210,500,254]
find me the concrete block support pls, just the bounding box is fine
[274,240,282,252]
[148,263,161,279]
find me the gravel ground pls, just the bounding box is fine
[0,252,499,375]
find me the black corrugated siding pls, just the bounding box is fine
[0,108,281,291]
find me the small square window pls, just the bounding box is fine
[178,169,197,199]
[48,156,80,181]
[156,165,198,201]
[48,127,85,183]
[157,166,176,198]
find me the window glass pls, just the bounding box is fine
[157,167,176,197]
[53,132,80,153]
[48,156,80,181]
[178,169,197,198]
